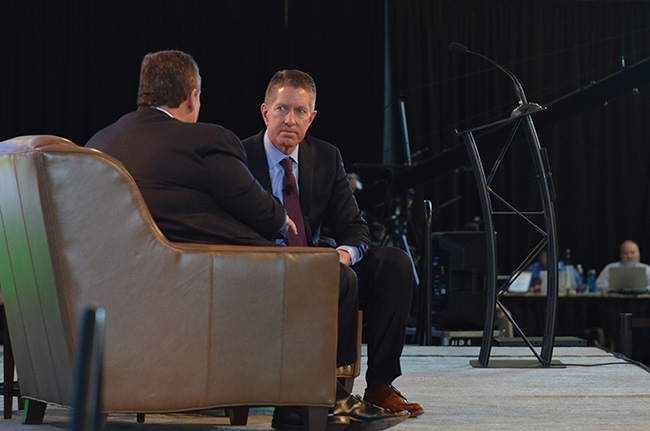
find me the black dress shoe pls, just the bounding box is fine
[271,406,348,431]
[332,394,409,431]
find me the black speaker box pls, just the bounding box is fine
[431,231,488,330]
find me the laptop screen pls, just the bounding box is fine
[608,267,646,291]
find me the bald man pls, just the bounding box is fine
[595,240,650,291]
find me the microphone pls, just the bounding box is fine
[284,184,295,195]
[448,42,469,55]
[448,42,542,117]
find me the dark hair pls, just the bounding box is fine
[264,69,316,110]
[137,50,201,108]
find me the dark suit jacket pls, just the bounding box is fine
[86,107,285,246]
[243,130,370,254]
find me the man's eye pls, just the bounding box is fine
[276,106,286,111]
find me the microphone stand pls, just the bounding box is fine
[416,195,462,346]
[450,43,559,368]
[398,95,413,166]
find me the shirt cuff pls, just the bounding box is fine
[337,245,361,265]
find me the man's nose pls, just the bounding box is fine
[283,110,296,125]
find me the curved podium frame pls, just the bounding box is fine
[455,110,558,367]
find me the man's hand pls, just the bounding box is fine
[286,216,298,235]
[337,249,351,266]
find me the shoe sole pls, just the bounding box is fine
[344,414,409,431]
[271,420,301,431]
[272,417,349,431]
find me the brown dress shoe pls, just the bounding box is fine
[363,385,424,417]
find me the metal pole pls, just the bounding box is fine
[398,98,413,166]
[619,313,633,358]
[522,116,557,366]
[423,200,433,345]
[461,131,497,367]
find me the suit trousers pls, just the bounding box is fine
[336,247,414,391]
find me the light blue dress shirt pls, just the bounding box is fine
[262,131,360,264]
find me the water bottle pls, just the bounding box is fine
[587,269,596,292]
[576,264,585,292]
[560,266,576,293]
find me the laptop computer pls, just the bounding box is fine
[608,267,647,293]
[507,271,532,293]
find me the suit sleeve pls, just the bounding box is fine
[325,149,371,254]
[202,129,286,240]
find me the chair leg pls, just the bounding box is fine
[136,413,145,423]
[227,407,249,425]
[2,308,20,420]
[2,336,14,419]
[22,399,47,424]
[98,413,108,431]
[302,406,328,431]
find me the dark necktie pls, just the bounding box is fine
[280,157,308,246]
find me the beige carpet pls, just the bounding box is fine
[2,345,649,430]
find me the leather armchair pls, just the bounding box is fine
[0,135,339,430]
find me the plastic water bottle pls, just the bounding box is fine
[576,264,585,292]
[587,269,596,292]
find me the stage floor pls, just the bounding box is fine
[2,345,649,430]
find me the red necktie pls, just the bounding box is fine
[280,158,308,246]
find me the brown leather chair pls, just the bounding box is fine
[0,135,339,430]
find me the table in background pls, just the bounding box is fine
[501,293,650,365]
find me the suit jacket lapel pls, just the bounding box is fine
[247,131,273,192]
[297,138,313,218]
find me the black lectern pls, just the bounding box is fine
[455,109,559,368]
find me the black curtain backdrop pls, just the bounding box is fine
[388,0,650,274]
[2,0,650,277]
[0,0,385,164]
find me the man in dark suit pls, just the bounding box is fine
[243,70,424,421]
[87,51,406,431]
[86,50,288,246]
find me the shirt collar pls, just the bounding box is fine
[151,106,174,118]
[263,129,299,168]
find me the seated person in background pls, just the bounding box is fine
[595,240,650,291]
[526,249,582,291]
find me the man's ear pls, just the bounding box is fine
[187,89,199,114]
[306,109,317,130]
[261,103,270,126]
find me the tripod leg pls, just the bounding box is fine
[399,234,420,285]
